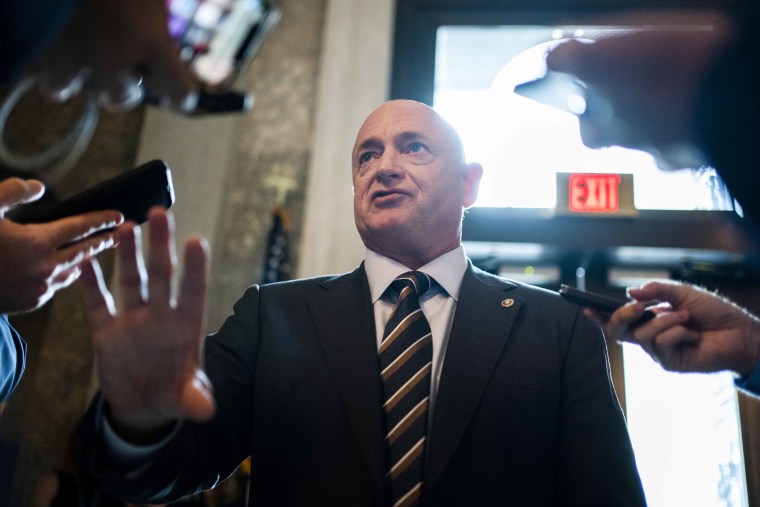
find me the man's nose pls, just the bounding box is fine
[375,152,403,182]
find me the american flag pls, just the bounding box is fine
[261,206,291,283]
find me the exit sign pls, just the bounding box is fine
[569,173,620,212]
[556,173,637,216]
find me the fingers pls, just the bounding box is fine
[46,210,124,246]
[627,280,677,303]
[604,302,649,342]
[54,229,119,273]
[645,324,701,371]
[117,222,147,310]
[545,39,592,76]
[177,236,209,360]
[627,280,698,316]
[31,5,92,102]
[37,67,89,103]
[582,308,605,328]
[141,32,199,112]
[135,0,198,110]
[80,257,117,329]
[0,178,45,212]
[177,236,208,324]
[147,207,176,305]
[624,309,691,361]
[630,308,690,343]
[49,264,83,292]
[97,72,145,112]
[111,208,174,309]
[577,115,617,150]
[546,36,636,85]
[651,324,700,351]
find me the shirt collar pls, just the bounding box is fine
[364,245,468,304]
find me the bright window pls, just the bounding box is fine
[433,25,735,211]
[623,344,748,507]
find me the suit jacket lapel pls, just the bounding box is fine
[307,264,386,494]
[425,265,522,492]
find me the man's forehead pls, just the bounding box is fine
[356,130,432,149]
[354,103,449,150]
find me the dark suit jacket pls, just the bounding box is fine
[80,263,646,506]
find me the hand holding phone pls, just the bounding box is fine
[0,178,123,313]
[558,284,656,324]
[8,159,175,225]
[161,0,281,114]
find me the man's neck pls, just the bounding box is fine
[368,244,459,271]
[366,242,462,271]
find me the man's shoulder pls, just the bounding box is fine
[467,264,559,299]
[241,267,365,297]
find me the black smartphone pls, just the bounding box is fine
[514,71,588,115]
[9,159,175,225]
[558,284,656,322]
[559,284,627,314]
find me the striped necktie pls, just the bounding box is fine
[379,271,433,507]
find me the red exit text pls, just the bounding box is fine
[568,174,620,213]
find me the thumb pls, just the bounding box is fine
[545,39,592,75]
[0,178,45,213]
[180,369,216,421]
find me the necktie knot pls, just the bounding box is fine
[391,271,432,299]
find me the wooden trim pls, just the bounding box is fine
[738,392,760,505]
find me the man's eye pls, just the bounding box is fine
[358,152,374,164]
[408,142,428,154]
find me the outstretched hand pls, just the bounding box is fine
[588,280,760,376]
[0,177,122,314]
[80,207,214,439]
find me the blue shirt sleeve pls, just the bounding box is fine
[734,360,760,398]
[0,314,26,402]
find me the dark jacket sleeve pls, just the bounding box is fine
[553,304,647,506]
[693,0,760,224]
[0,314,26,402]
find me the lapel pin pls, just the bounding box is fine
[501,298,515,308]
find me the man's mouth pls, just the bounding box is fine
[371,190,409,206]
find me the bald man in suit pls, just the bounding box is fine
[77,100,646,506]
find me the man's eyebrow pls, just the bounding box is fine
[357,137,384,152]
[396,131,429,145]
[356,131,433,155]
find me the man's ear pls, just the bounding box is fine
[461,162,483,208]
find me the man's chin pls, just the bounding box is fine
[358,217,414,245]
[363,207,414,227]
